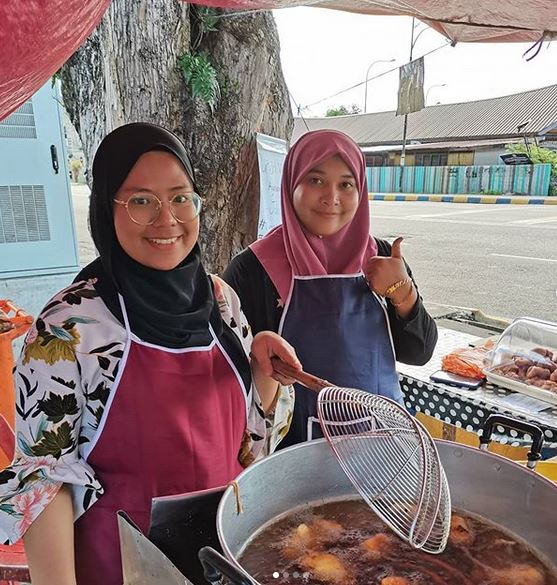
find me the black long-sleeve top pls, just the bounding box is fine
[223,238,438,366]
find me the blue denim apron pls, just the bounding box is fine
[278,273,402,448]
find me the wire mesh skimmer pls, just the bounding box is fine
[271,359,451,554]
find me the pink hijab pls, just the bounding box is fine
[250,129,377,301]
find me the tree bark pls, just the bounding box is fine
[61,0,292,273]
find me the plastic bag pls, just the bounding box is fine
[441,340,494,380]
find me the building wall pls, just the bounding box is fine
[473,147,507,166]
[390,151,474,167]
[391,153,415,166]
[448,151,474,166]
[541,138,557,152]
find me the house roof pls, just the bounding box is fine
[361,137,524,153]
[293,84,557,146]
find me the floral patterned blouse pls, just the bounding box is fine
[0,275,294,545]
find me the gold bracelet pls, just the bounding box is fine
[383,277,411,298]
[391,281,415,308]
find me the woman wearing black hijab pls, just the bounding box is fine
[0,123,299,585]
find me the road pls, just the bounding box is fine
[71,186,557,322]
[370,200,557,322]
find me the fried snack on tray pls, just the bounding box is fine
[493,346,557,394]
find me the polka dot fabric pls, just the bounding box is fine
[398,328,557,450]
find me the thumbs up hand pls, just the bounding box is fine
[364,237,409,298]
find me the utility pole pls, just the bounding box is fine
[399,18,416,193]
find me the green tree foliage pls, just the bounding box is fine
[194,6,219,40]
[507,142,557,194]
[325,104,361,117]
[179,6,221,112]
[179,52,220,112]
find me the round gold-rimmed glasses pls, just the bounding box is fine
[113,192,203,225]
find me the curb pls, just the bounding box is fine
[427,303,512,329]
[369,193,557,204]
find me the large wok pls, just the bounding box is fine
[200,416,557,584]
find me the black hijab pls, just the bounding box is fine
[76,122,222,349]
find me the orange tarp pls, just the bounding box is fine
[0,302,32,469]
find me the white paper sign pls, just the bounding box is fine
[256,133,287,238]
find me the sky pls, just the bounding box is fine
[272,8,557,118]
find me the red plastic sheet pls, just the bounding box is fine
[188,0,557,45]
[1,0,556,121]
[0,0,110,121]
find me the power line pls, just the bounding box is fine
[289,91,311,131]
[212,8,270,19]
[301,40,452,111]
[213,0,333,18]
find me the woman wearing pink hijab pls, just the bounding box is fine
[224,129,437,448]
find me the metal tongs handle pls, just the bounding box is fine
[270,357,333,392]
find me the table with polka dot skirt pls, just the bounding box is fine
[398,328,557,453]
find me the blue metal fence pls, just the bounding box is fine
[366,163,552,196]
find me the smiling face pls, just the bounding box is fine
[292,155,360,237]
[113,150,199,270]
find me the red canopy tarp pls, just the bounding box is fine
[0,0,110,121]
[189,0,557,43]
[1,0,556,122]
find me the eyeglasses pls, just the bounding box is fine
[113,192,203,225]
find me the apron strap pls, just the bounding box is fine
[117,293,132,336]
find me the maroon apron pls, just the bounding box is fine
[74,299,248,585]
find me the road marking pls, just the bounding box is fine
[490,253,557,263]
[369,214,557,231]
[411,208,506,219]
[510,215,557,225]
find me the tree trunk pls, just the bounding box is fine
[61,0,292,273]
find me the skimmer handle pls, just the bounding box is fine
[270,358,332,392]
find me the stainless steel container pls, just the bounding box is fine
[216,438,557,583]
